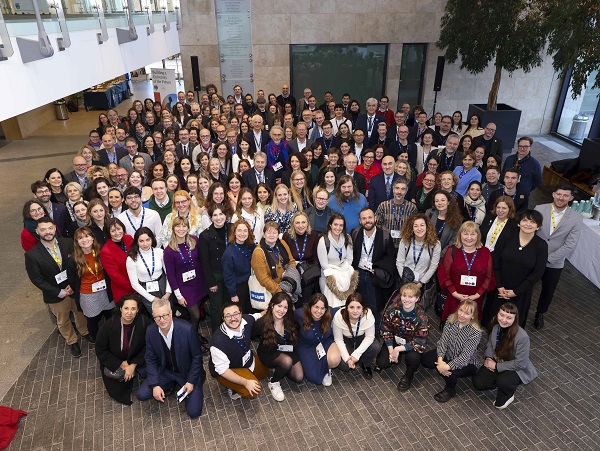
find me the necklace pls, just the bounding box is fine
[518,234,534,250]
[315,208,325,217]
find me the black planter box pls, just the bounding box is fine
[467,103,522,154]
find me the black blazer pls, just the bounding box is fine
[336,171,366,196]
[98,148,128,167]
[368,172,400,211]
[425,208,460,255]
[25,238,74,304]
[175,142,193,160]
[410,186,435,213]
[244,130,271,153]
[350,227,397,278]
[198,224,231,287]
[479,214,518,245]
[242,167,276,191]
[355,113,384,138]
[95,313,150,371]
[49,203,73,239]
[472,135,503,159]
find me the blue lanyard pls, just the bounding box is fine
[503,189,517,201]
[118,241,128,254]
[467,205,477,221]
[352,316,362,347]
[177,243,193,269]
[235,243,252,260]
[331,242,344,262]
[392,202,406,229]
[458,168,468,179]
[362,235,375,259]
[323,138,333,154]
[412,237,425,266]
[294,234,308,261]
[268,244,281,262]
[139,248,155,279]
[461,248,478,275]
[436,222,445,238]
[126,208,145,232]
[232,329,247,352]
[445,153,456,168]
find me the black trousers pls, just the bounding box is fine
[472,366,522,405]
[421,349,477,392]
[536,267,563,315]
[337,335,382,371]
[376,346,421,379]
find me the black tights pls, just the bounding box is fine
[186,304,202,336]
[270,353,304,384]
[87,309,113,340]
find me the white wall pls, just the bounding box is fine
[0,21,180,122]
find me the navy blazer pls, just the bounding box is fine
[97,148,128,167]
[244,130,271,153]
[50,202,73,238]
[145,318,205,388]
[368,172,399,211]
[355,114,384,140]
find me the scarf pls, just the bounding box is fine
[265,140,289,171]
[24,218,40,241]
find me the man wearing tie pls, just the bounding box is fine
[241,152,275,191]
[244,114,270,153]
[368,156,400,211]
[355,98,384,141]
[226,129,239,155]
[176,128,192,159]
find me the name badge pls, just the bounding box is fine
[91,280,107,292]
[460,275,477,286]
[272,162,283,172]
[242,349,252,366]
[55,270,68,284]
[145,280,160,292]
[395,336,406,345]
[390,230,400,239]
[277,344,294,352]
[316,342,326,360]
[182,270,196,282]
[359,261,373,271]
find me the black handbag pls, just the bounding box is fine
[372,267,394,289]
[401,266,415,285]
[297,261,321,284]
[103,366,125,381]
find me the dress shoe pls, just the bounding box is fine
[397,376,412,392]
[433,389,455,403]
[70,342,82,358]
[534,313,544,330]
[82,334,95,344]
[373,365,382,373]
[361,365,373,380]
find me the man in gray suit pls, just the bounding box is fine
[119,137,153,172]
[533,183,582,329]
[287,121,313,154]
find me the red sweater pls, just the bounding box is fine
[99,235,134,302]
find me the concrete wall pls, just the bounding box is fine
[178,0,561,135]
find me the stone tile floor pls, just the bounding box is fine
[3,260,599,450]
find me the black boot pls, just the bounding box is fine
[534,313,544,329]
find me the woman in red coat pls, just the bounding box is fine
[21,200,49,252]
[99,218,134,302]
[437,221,495,324]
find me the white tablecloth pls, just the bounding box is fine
[567,216,600,289]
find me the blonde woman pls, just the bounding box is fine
[157,190,203,247]
[289,169,314,211]
[264,183,297,235]
[231,187,265,243]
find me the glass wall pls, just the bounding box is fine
[554,69,600,145]
[290,44,388,107]
[397,43,427,108]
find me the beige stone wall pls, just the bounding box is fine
[178,0,560,135]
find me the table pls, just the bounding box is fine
[567,215,600,289]
[83,80,131,111]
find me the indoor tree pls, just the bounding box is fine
[437,0,547,111]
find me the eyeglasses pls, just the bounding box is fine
[424,178,436,183]
[316,197,328,201]
[74,164,87,167]
[517,145,530,149]
[153,313,171,321]
[364,155,374,159]
[30,207,44,213]
[126,195,141,200]
[174,200,189,205]
[292,178,304,182]
[224,312,242,320]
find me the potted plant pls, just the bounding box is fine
[437,0,547,153]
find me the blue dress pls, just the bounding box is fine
[295,307,339,384]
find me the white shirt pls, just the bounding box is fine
[209,313,262,375]
[332,309,377,362]
[359,229,376,269]
[125,247,171,302]
[118,207,162,239]
[550,205,566,235]
[159,321,174,349]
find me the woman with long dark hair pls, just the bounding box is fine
[99,218,134,303]
[222,219,255,313]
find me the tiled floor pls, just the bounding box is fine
[1,83,599,450]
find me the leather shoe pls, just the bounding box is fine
[82,334,95,344]
[70,342,82,358]
[361,365,373,380]
[373,365,382,373]
[433,389,455,403]
[534,313,544,330]
[397,376,412,392]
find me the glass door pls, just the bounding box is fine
[397,43,427,108]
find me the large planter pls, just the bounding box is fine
[467,103,522,154]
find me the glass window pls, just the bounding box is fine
[290,44,388,107]
[397,44,427,108]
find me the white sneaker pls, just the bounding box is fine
[228,389,241,400]
[322,370,332,387]
[268,380,285,402]
[495,395,515,410]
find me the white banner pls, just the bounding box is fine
[151,68,177,110]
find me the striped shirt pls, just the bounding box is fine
[437,321,482,370]
[375,199,418,247]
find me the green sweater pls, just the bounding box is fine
[148,191,173,222]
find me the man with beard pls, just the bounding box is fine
[118,187,162,238]
[31,181,72,237]
[327,175,368,232]
[25,217,90,358]
[375,179,418,248]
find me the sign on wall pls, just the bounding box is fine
[151,68,177,110]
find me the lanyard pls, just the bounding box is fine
[126,208,145,232]
[47,242,62,268]
[84,250,101,280]
[268,244,281,263]
[352,316,362,348]
[294,234,308,261]
[235,243,252,260]
[458,168,469,179]
[139,248,155,279]
[445,153,456,169]
[232,329,247,352]
[255,170,264,183]
[118,241,128,254]
[177,243,193,268]
[392,202,406,229]
[331,241,344,262]
[323,138,333,154]
[412,238,425,266]
[489,219,507,245]
[461,248,478,275]
[551,207,562,232]
[503,189,517,201]
[436,221,446,238]
[362,234,375,259]
[367,116,374,134]
[311,323,323,342]
[254,133,262,150]
[467,205,477,221]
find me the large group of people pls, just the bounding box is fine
[23,84,584,418]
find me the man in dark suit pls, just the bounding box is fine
[472,122,503,158]
[387,125,417,165]
[355,98,384,142]
[118,137,153,172]
[244,114,270,153]
[136,299,205,418]
[241,151,276,191]
[97,134,127,167]
[351,208,397,332]
[286,121,313,154]
[368,156,399,211]
[25,217,89,358]
[276,84,297,116]
[63,156,89,189]
[175,128,192,160]
[31,181,73,238]
[336,154,366,196]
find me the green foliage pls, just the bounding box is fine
[546,0,600,98]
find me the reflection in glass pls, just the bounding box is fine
[556,70,600,144]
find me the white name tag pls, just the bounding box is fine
[277,344,294,352]
[91,280,107,292]
[272,162,283,172]
[182,270,196,282]
[242,349,252,366]
[390,230,400,239]
[395,336,406,345]
[460,275,477,286]
[145,281,160,292]
[316,342,326,360]
[359,261,373,271]
[55,270,67,284]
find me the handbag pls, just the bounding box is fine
[103,366,125,381]
[401,266,415,284]
[248,269,272,310]
[297,261,321,284]
[372,267,394,289]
